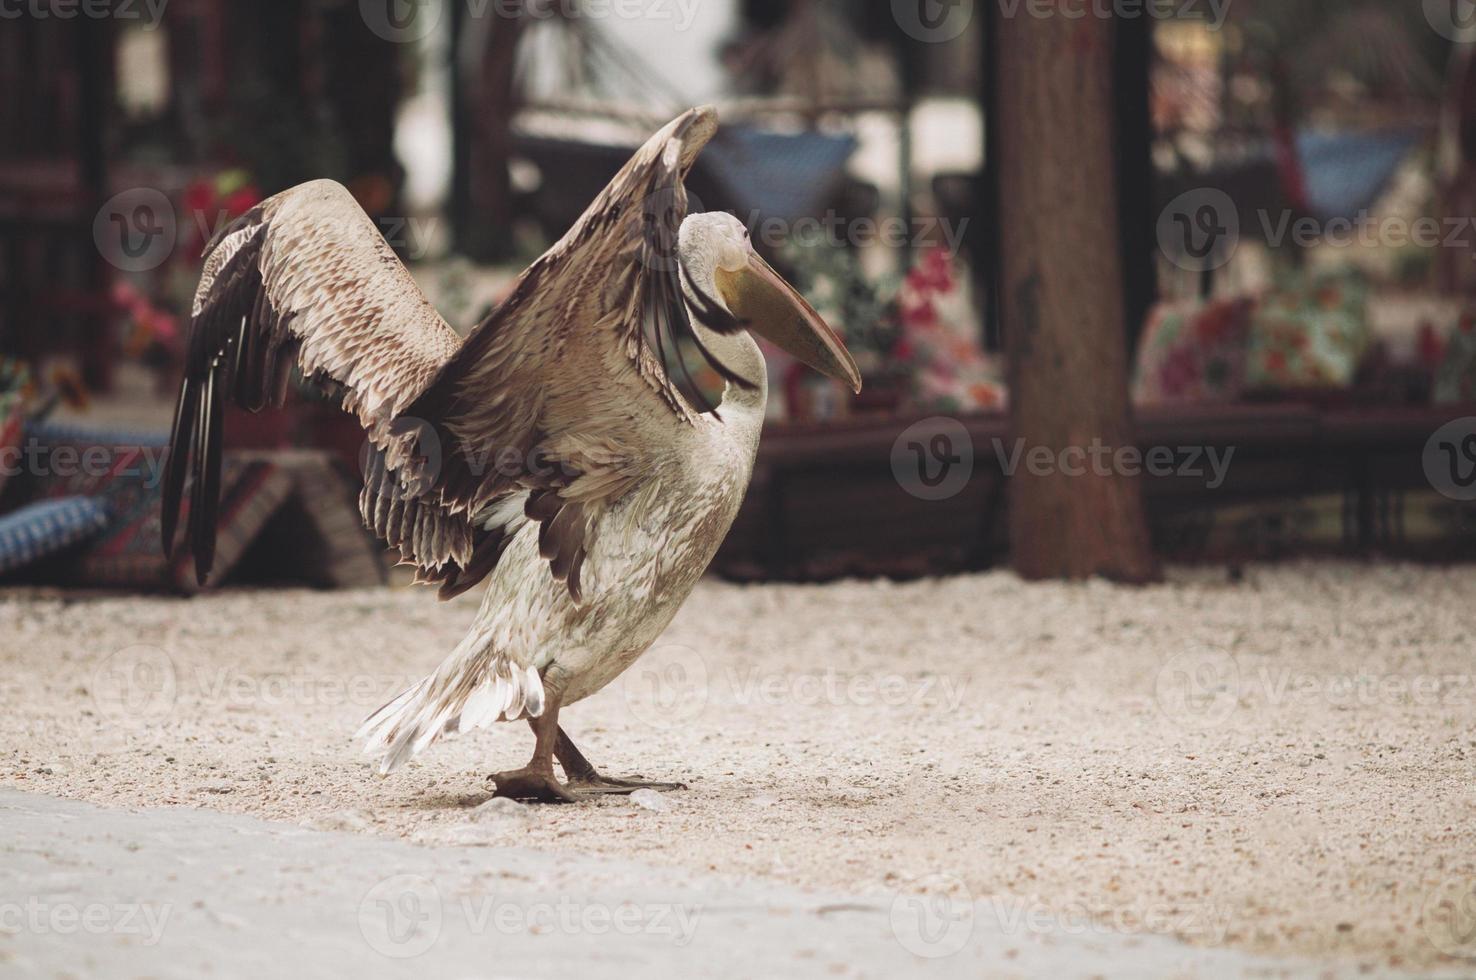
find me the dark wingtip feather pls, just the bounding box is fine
[168,205,271,583]
[435,528,510,601]
[161,375,198,558]
[435,569,464,601]
[188,358,226,586]
[567,549,586,604]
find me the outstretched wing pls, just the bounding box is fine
[164,106,741,601]
[161,179,467,585]
[395,105,748,602]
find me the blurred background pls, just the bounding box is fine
[3,0,1476,592]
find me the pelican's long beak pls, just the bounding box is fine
[717,253,863,394]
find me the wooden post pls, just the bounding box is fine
[993,9,1160,583]
[459,0,527,261]
[77,15,114,391]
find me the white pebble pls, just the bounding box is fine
[630,789,670,812]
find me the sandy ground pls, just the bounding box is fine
[2,562,1475,974]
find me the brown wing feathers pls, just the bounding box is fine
[162,208,284,583]
[162,185,468,587]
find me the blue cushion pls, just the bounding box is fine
[0,496,112,574]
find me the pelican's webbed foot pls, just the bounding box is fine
[554,726,687,796]
[489,766,577,804]
[488,695,578,804]
[567,774,688,795]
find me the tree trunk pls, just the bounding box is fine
[994,11,1159,583]
[460,3,526,262]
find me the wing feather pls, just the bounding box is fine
[163,180,467,585]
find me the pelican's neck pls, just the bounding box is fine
[679,255,767,416]
[694,318,766,414]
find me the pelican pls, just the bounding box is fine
[162,106,861,802]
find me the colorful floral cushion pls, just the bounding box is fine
[1244,268,1371,391]
[895,248,1007,414]
[1133,297,1254,405]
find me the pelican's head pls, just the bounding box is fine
[679,212,862,394]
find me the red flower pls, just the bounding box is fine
[1418,322,1445,367]
[183,180,215,216]
[224,185,263,218]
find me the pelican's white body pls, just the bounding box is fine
[485,394,762,704]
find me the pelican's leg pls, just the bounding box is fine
[554,726,687,795]
[489,700,577,804]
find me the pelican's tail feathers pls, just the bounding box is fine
[356,643,545,775]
